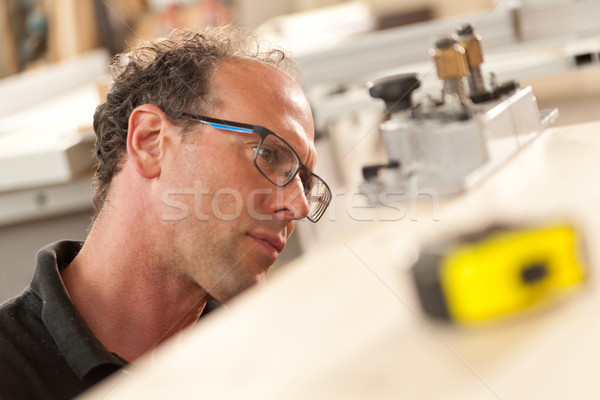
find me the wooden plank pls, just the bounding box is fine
[0,0,19,77]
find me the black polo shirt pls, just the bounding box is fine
[0,240,127,399]
[0,240,223,399]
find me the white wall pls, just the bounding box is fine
[0,210,91,303]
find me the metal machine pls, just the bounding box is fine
[360,24,558,199]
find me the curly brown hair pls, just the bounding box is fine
[92,25,298,215]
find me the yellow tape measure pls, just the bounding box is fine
[412,224,587,323]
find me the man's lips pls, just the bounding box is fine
[248,233,285,254]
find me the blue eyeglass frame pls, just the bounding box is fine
[179,113,332,222]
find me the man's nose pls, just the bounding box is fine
[280,175,310,220]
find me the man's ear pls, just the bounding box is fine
[126,104,170,179]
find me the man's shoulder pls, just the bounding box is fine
[0,288,45,361]
[0,288,41,335]
[0,288,103,400]
[0,240,122,399]
[0,289,53,398]
[0,357,38,399]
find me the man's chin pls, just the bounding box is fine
[214,270,270,303]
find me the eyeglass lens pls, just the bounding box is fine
[254,134,299,186]
[305,176,330,221]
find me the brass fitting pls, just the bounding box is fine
[456,24,484,68]
[430,37,468,80]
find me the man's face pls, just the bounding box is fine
[158,59,316,302]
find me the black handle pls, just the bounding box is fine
[368,73,420,114]
[362,160,401,181]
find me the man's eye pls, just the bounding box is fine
[257,147,277,163]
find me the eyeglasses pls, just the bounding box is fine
[179,113,332,222]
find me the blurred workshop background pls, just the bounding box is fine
[1,0,600,304]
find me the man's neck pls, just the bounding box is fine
[61,211,209,362]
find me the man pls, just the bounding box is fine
[0,26,331,399]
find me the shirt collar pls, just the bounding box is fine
[30,240,126,379]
